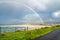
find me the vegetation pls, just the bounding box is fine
[0,25,60,40]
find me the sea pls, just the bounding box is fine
[0,24,50,33]
[0,25,26,33]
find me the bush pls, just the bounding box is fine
[1,33,5,36]
[56,25,60,27]
[15,30,21,32]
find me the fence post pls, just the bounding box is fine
[0,27,1,37]
[26,26,28,31]
[15,27,16,32]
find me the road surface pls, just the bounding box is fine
[34,29,60,40]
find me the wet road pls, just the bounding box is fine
[34,29,60,40]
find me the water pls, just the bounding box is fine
[0,25,50,33]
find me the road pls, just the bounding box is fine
[34,29,60,40]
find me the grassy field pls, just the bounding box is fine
[0,25,60,40]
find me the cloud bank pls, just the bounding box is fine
[0,0,60,24]
[52,11,60,18]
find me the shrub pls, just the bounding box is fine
[1,33,5,36]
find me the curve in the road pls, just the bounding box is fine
[34,29,60,40]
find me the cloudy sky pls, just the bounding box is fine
[0,0,60,24]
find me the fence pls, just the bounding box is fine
[0,27,30,40]
[0,27,26,33]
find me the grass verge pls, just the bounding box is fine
[0,25,60,40]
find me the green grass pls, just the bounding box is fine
[0,25,60,40]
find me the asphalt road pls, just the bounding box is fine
[34,29,60,40]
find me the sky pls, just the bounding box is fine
[0,0,60,24]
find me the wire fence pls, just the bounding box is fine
[0,27,30,40]
[0,27,26,33]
